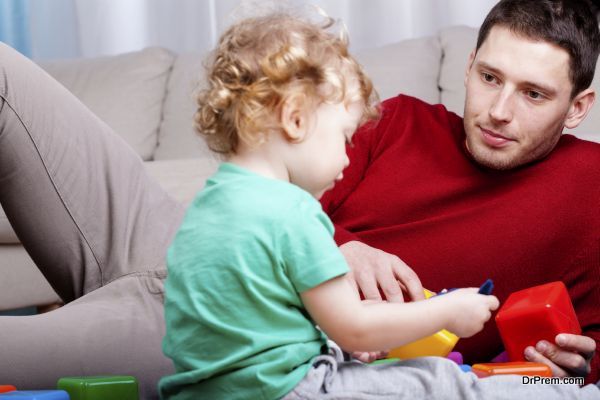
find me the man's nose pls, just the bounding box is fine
[489,90,513,123]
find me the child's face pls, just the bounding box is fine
[290,99,363,198]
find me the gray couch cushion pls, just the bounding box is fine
[0,206,18,243]
[355,36,442,103]
[438,26,478,116]
[0,244,60,310]
[154,53,216,161]
[38,47,175,161]
[144,158,218,206]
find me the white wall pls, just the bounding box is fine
[28,0,498,61]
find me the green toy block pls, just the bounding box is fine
[370,357,401,365]
[56,376,138,400]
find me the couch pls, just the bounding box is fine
[2,26,600,311]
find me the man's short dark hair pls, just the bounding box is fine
[476,0,600,98]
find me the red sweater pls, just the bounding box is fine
[321,95,600,383]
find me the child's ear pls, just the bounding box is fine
[280,94,308,142]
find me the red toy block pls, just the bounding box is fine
[0,387,16,394]
[471,362,552,378]
[495,281,581,362]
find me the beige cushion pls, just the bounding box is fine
[143,158,219,206]
[355,36,442,103]
[438,26,478,116]
[0,206,19,243]
[38,47,175,161]
[154,53,216,160]
[0,244,60,310]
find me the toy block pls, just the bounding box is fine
[387,289,459,360]
[490,351,509,363]
[0,387,16,394]
[436,279,494,297]
[478,279,494,295]
[57,376,138,400]
[370,358,400,366]
[0,391,69,399]
[471,362,552,378]
[459,364,472,372]
[495,281,581,362]
[446,351,463,365]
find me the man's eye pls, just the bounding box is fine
[527,90,542,100]
[482,72,496,83]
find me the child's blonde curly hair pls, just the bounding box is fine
[195,12,379,155]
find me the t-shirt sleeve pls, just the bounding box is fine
[279,198,349,293]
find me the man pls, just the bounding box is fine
[321,0,600,383]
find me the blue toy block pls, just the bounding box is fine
[478,279,494,295]
[459,364,472,372]
[437,279,494,296]
[0,391,69,399]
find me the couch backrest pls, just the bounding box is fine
[36,26,600,165]
[156,25,600,158]
[153,53,217,162]
[38,47,175,161]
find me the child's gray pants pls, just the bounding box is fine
[282,342,600,399]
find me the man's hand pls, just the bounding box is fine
[524,333,596,377]
[339,241,424,303]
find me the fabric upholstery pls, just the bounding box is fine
[38,47,175,161]
[355,36,442,104]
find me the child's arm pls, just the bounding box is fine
[301,275,499,352]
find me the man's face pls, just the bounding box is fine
[463,26,575,170]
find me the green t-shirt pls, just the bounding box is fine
[159,163,349,400]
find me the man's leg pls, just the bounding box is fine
[0,42,185,302]
[0,271,172,400]
[0,43,184,397]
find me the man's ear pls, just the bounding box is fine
[564,88,595,129]
[464,49,476,88]
[280,94,308,142]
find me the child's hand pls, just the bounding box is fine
[442,288,500,338]
[351,350,389,363]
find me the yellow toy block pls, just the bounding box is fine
[387,289,459,360]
